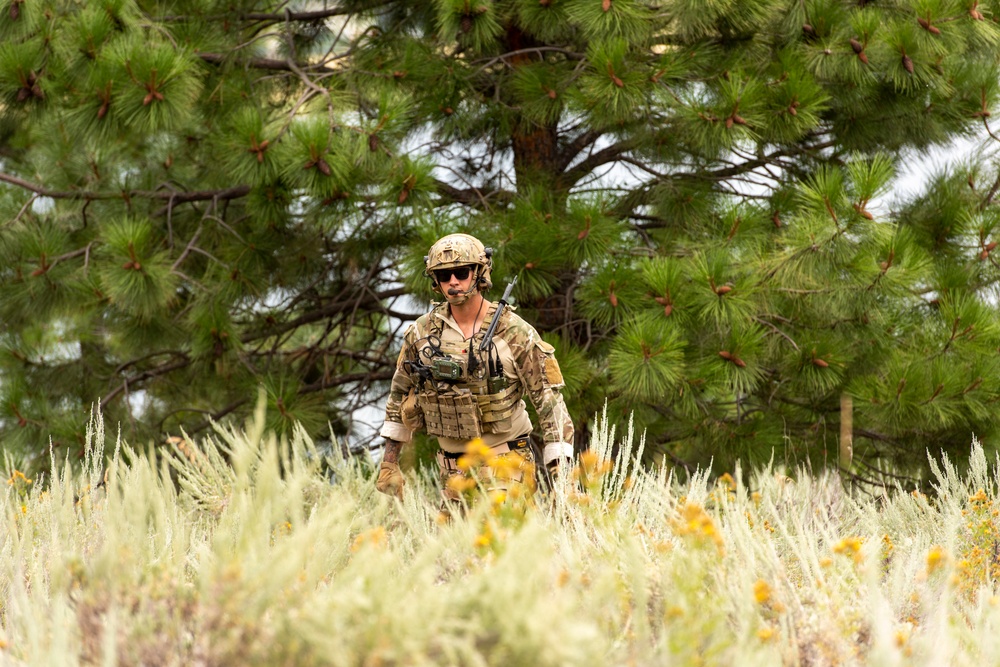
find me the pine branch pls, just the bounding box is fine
[161,3,394,24]
[472,46,585,72]
[0,172,251,203]
[299,369,395,395]
[561,141,630,187]
[181,368,396,435]
[103,355,192,406]
[700,140,838,181]
[198,52,326,72]
[981,168,1000,211]
[433,179,515,209]
[241,286,410,343]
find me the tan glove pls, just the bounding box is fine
[375,461,405,500]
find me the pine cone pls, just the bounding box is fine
[460,14,473,34]
[902,54,914,74]
[850,38,863,54]
[917,17,941,34]
[852,203,874,220]
[602,0,612,11]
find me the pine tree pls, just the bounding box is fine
[1,0,999,483]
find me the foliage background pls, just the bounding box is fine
[1,0,1000,482]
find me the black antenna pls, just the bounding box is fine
[479,276,517,353]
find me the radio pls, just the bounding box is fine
[431,358,464,381]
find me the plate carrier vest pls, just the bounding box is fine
[406,304,522,441]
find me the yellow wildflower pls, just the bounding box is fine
[833,536,865,563]
[833,536,863,554]
[969,488,989,504]
[457,438,493,471]
[350,526,387,553]
[672,503,724,553]
[446,475,477,494]
[926,545,947,574]
[474,526,493,549]
[757,626,775,641]
[488,451,531,482]
[664,606,684,620]
[7,470,31,485]
[753,579,772,604]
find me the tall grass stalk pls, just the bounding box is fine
[2,404,1000,666]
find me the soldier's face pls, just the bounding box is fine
[436,265,476,302]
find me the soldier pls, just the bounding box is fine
[375,233,575,502]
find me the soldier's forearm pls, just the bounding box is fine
[382,438,403,464]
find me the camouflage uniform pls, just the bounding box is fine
[380,299,574,496]
[376,233,574,501]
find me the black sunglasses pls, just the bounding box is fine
[433,265,474,283]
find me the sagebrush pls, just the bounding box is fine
[2,407,1000,666]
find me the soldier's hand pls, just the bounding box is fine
[375,460,405,500]
[546,457,574,485]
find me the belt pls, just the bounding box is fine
[440,434,531,459]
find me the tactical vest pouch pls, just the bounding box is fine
[420,388,482,440]
[476,382,522,435]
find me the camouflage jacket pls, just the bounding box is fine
[380,299,574,458]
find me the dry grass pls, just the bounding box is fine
[2,404,1000,666]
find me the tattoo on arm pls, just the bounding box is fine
[382,438,403,464]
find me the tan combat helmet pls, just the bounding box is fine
[424,233,493,292]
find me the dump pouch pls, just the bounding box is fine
[401,388,424,431]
